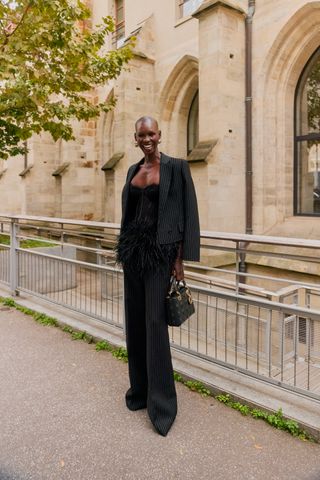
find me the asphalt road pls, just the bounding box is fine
[1,306,320,480]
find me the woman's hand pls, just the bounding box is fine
[172,257,184,281]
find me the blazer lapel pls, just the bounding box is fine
[158,153,172,220]
[121,160,142,226]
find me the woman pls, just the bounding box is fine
[116,116,200,436]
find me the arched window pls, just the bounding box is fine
[295,48,320,215]
[187,91,199,154]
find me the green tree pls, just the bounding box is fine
[307,60,320,132]
[0,0,133,159]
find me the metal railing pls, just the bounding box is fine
[1,214,320,401]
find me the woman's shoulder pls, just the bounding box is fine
[161,153,187,168]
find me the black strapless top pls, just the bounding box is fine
[128,184,159,226]
[115,184,178,275]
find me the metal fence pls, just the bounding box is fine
[1,214,320,401]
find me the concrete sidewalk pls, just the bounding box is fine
[0,307,320,480]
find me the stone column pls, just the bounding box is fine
[193,0,246,233]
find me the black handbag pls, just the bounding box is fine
[166,277,195,327]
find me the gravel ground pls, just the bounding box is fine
[0,306,320,480]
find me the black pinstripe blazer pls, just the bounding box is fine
[121,153,200,262]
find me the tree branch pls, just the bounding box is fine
[0,1,33,51]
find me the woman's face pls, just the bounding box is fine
[135,119,161,156]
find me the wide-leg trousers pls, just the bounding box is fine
[123,263,177,436]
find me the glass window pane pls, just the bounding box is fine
[296,139,320,214]
[182,0,203,17]
[297,56,320,136]
[116,0,124,23]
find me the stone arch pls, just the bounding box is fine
[254,3,320,233]
[159,55,199,158]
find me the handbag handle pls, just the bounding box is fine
[168,276,179,296]
[168,277,193,305]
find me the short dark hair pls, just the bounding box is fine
[135,116,159,131]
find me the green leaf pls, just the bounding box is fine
[0,0,134,158]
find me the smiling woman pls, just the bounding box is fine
[115,115,200,437]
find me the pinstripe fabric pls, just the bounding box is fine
[120,152,200,436]
[124,264,177,436]
[121,153,200,261]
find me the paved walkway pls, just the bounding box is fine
[1,307,320,480]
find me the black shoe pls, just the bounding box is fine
[125,388,147,411]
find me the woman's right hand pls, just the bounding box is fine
[172,257,184,281]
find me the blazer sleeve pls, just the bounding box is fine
[181,160,200,262]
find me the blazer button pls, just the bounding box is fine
[167,229,172,233]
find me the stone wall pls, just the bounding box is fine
[1,0,320,239]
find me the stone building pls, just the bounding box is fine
[1,0,320,239]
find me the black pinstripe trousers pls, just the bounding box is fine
[123,262,177,436]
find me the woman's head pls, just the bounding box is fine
[134,116,161,157]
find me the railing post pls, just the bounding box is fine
[235,241,240,295]
[9,218,19,295]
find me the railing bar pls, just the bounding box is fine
[179,303,182,346]
[201,244,320,264]
[41,255,44,296]
[307,318,311,391]
[205,294,208,356]
[15,248,122,273]
[280,312,284,382]
[235,301,238,367]
[85,267,88,314]
[268,309,272,378]
[245,304,249,370]
[89,267,92,316]
[196,291,200,353]
[3,212,320,249]
[256,307,260,374]
[224,300,228,363]
[79,265,82,313]
[170,343,320,402]
[188,285,320,319]
[119,272,122,325]
[189,266,320,291]
[17,286,124,329]
[294,316,298,387]
[188,307,190,350]
[2,214,320,246]
[214,297,218,359]
[108,271,111,324]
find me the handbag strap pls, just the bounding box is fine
[168,276,179,296]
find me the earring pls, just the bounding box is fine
[158,139,162,144]
[134,141,138,147]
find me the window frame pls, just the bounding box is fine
[294,47,320,216]
[113,0,125,48]
[177,0,203,19]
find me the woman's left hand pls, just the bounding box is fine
[172,257,184,281]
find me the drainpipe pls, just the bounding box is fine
[245,0,255,235]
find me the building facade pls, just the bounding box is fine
[1,0,320,239]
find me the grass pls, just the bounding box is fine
[0,295,316,442]
[0,234,57,248]
[215,393,313,441]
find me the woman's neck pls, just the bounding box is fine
[144,150,160,165]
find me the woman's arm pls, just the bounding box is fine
[172,242,184,281]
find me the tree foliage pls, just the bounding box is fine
[0,0,133,159]
[307,60,320,133]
